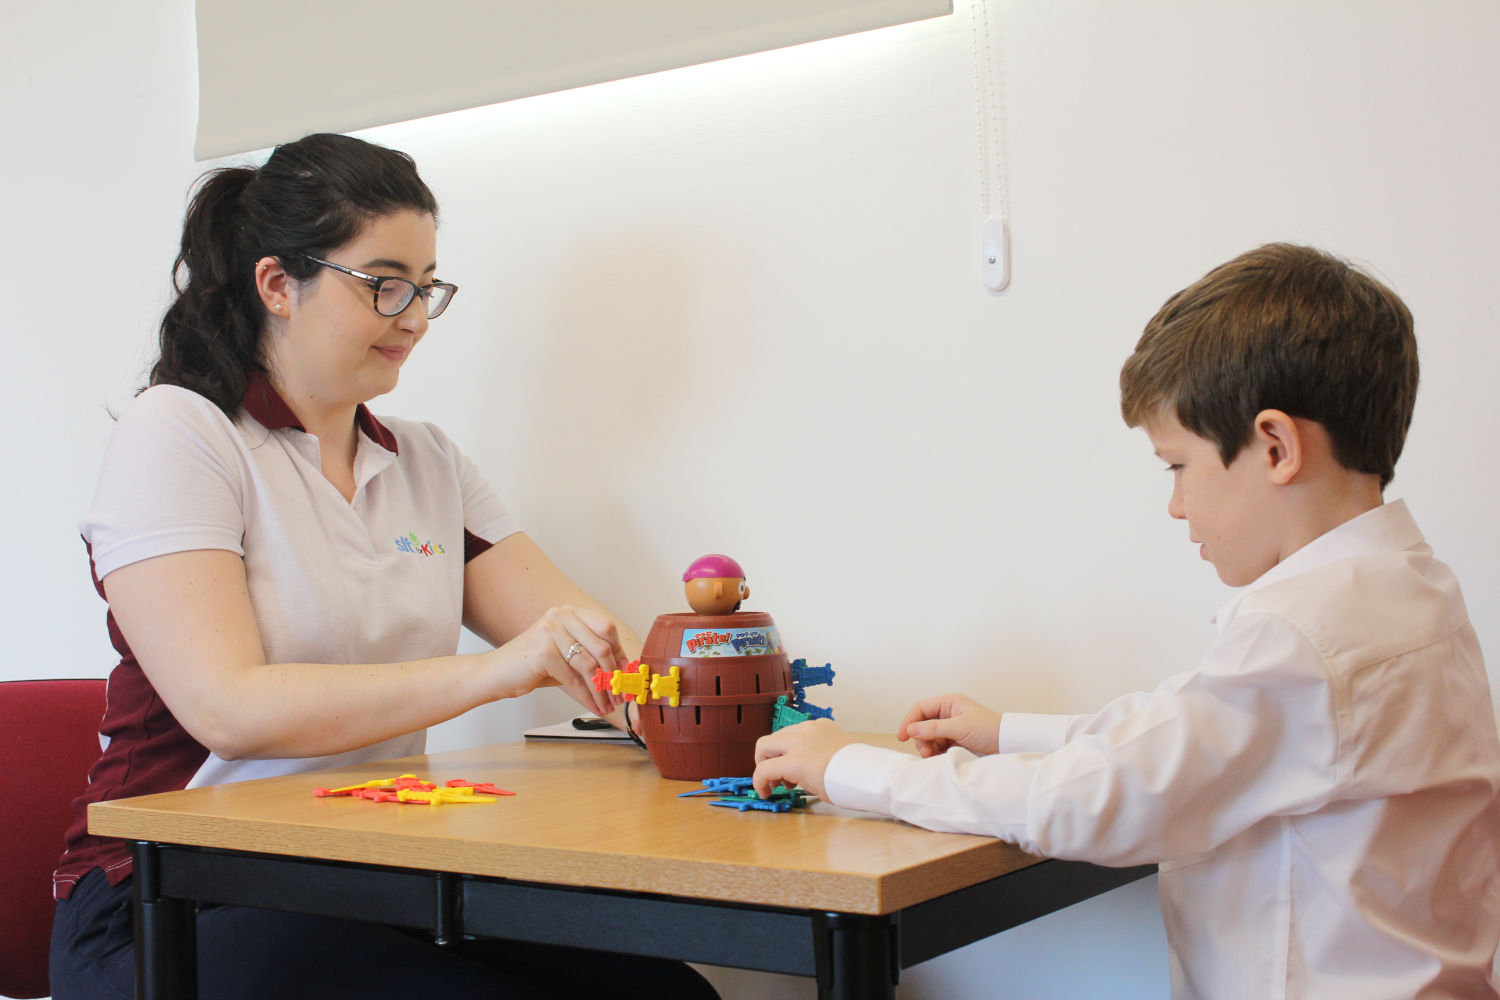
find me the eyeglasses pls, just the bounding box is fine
[303,255,458,319]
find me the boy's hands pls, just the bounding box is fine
[752,719,856,800]
[752,692,1003,800]
[898,694,1002,757]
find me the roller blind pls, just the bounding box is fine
[194,0,953,160]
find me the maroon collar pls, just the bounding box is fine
[241,370,399,455]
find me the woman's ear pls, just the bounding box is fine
[1253,408,1303,485]
[253,256,290,317]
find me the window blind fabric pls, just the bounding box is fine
[194,0,952,160]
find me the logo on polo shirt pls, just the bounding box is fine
[395,531,446,556]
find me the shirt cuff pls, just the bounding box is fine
[996,713,1071,754]
[823,742,913,815]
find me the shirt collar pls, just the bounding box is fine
[1215,499,1425,623]
[241,369,399,455]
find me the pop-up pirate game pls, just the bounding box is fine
[594,555,835,780]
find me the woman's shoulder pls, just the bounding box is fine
[111,383,245,455]
[123,383,234,427]
[366,413,496,488]
[369,411,461,456]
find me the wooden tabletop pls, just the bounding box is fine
[89,737,1041,916]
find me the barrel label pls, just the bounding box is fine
[681,627,782,656]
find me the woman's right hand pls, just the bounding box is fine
[897,693,1002,758]
[496,604,628,717]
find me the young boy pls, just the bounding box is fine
[754,244,1500,998]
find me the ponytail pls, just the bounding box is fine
[151,168,261,415]
[149,134,439,417]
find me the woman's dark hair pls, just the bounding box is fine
[150,133,440,416]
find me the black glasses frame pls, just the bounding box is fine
[303,255,458,319]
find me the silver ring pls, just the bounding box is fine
[565,641,585,661]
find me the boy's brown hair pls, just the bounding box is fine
[1120,243,1417,489]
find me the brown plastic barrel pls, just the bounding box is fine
[636,611,793,780]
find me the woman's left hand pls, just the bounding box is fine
[500,604,627,717]
[463,534,642,718]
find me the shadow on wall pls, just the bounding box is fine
[507,230,698,616]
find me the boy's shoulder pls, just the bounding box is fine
[1234,536,1469,676]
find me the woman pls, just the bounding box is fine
[51,133,716,999]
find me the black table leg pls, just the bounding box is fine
[815,912,898,1000]
[130,841,197,1000]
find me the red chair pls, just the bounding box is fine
[0,679,107,999]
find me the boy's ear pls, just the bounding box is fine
[1253,409,1303,485]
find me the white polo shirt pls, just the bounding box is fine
[57,376,518,895]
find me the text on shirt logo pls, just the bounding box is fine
[395,530,446,556]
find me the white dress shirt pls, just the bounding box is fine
[826,501,1500,999]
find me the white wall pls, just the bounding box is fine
[6,2,1498,997]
